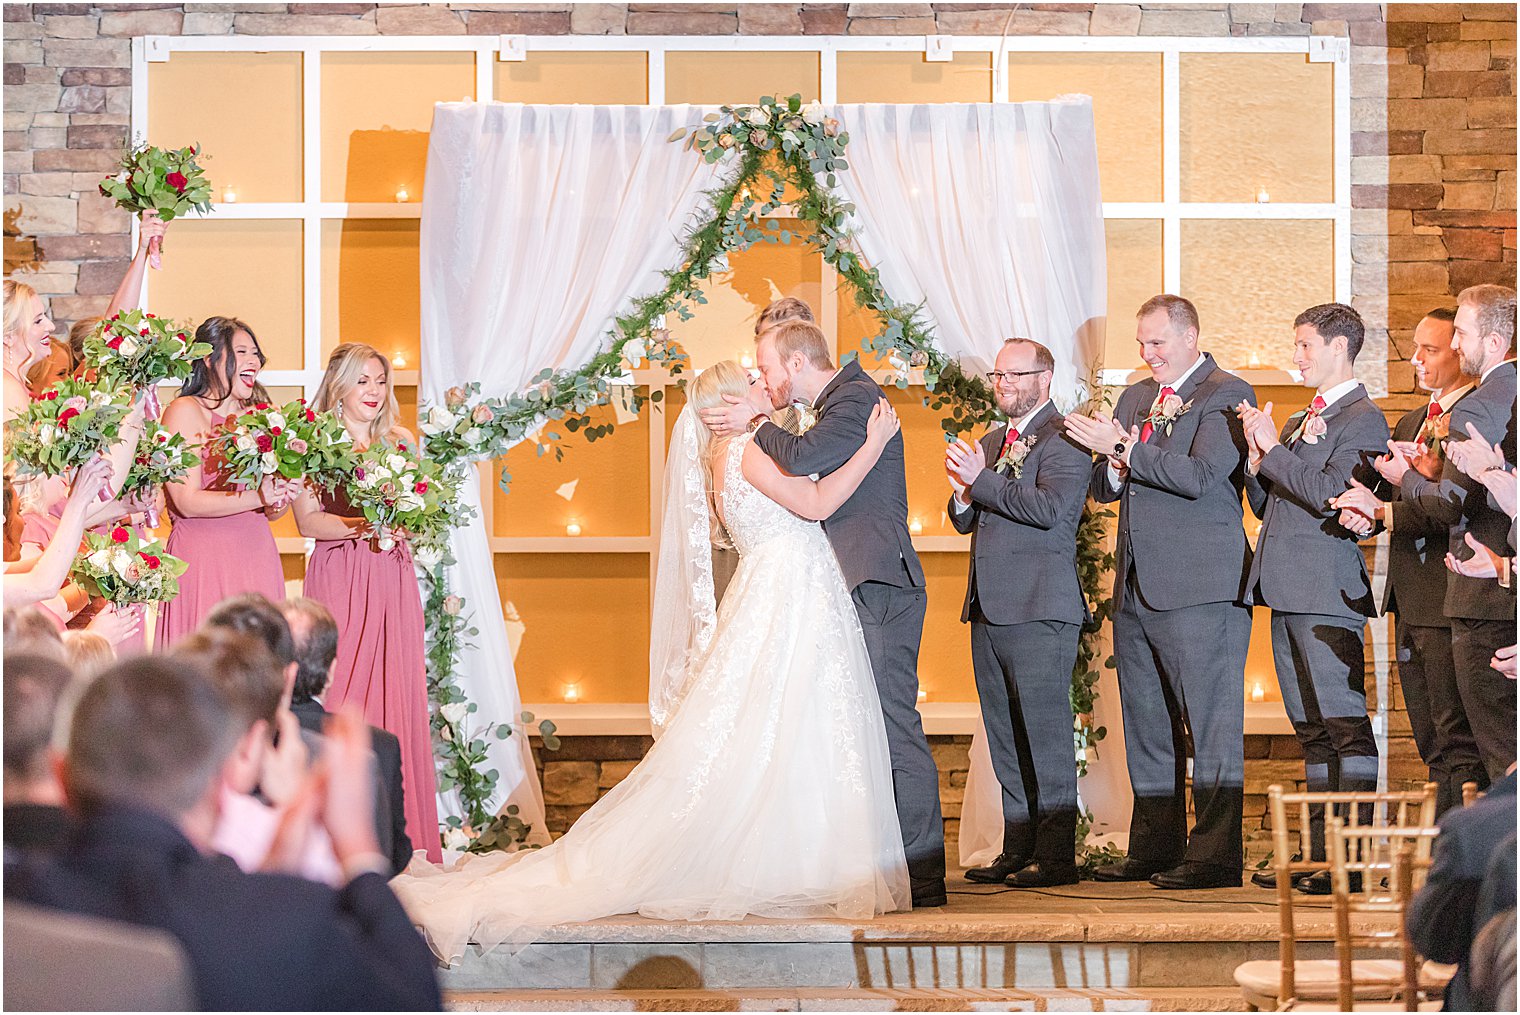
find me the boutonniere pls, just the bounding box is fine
[796,404,818,434]
[1141,390,1193,437]
[994,433,1037,477]
[1288,411,1329,445]
[1418,412,1449,450]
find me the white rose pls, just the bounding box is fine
[440,701,469,727]
[111,547,134,578]
[386,453,409,474]
[414,545,442,570]
[117,335,139,358]
[420,405,455,436]
[266,412,286,431]
[623,337,646,366]
[235,435,257,454]
[37,423,57,444]
[463,427,485,446]
[745,106,769,126]
[801,101,825,126]
[260,451,278,474]
[443,827,471,852]
[397,492,424,513]
[87,547,112,571]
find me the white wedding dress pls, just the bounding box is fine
[392,430,910,962]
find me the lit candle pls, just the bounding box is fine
[396,186,410,203]
[222,187,237,204]
[917,688,928,702]
[739,352,755,369]
[1250,682,1266,703]
[565,520,582,536]
[1255,186,1271,204]
[391,352,406,368]
[1248,349,1262,368]
[909,518,923,536]
[563,682,580,703]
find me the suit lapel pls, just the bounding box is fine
[815,360,861,410]
[1174,354,1216,405]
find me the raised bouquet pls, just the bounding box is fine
[4,379,132,478]
[346,440,472,565]
[212,398,354,491]
[70,525,188,605]
[98,140,213,268]
[82,309,210,416]
[122,419,197,496]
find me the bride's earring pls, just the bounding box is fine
[336,401,343,419]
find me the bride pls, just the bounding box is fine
[393,360,911,961]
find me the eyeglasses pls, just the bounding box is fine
[986,369,1048,384]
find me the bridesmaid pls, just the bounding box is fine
[155,317,299,647]
[296,342,440,862]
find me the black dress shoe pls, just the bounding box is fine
[1149,862,1242,890]
[964,852,1031,884]
[1296,870,1360,895]
[1009,861,1079,888]
[1250,854,1315,890]
[1091,858,1167,882]
[911,878,948,908]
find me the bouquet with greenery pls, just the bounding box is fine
[417,382,508,463]
[122,419,197,496]
[4,379,132,479]
[212,398,354,490]
[346,440,472,564]
[287,400,359,492]
[70,525,187,605]
[98,140,214,268]
[82,309,210,413]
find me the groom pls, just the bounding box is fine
[702,315,947,907]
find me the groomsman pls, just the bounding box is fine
[1377,284,1517,780]
[1238,303,1391,891]
[1066,295,1255,890]
[1330,307,1485,814]
[945,338,1090,888]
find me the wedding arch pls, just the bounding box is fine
[414,96,1111,853]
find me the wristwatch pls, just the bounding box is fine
[746,414,766,433]
[1113,435,1131,457]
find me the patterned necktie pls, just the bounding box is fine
[1139,386,1176,444]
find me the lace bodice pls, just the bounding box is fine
[719,433,826,558]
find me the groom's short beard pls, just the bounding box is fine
[770,374,794,408]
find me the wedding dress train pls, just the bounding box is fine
[391,431,909,962]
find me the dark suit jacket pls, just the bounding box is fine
[1090,354,1256,611]
[291,698,413,876]
[1409,770,1518,1012]
[1245,385,1391,620]
[1400,361,1518,622]
[2,804,75,856]
[4,805,442,1011]
[753,359,924,591]
[948,402,1090,626]
[1375,394,1473,625]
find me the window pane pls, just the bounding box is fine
[665,52,820,105]
[321,52,475,203]
[1104,219,1164,372]
[496,51,648,104]
[149,52,303,203]
[150,219,304,371]
[837,52,992,103]
[492,395,651,538]
[1180,219,1335,372]
[497,553,649,704]
[1180,53,1334,204]
[320,219,420,367]
[1009,53,1163,204]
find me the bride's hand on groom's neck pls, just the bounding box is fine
[699,391,769,437]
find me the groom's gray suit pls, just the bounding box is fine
[753,358,945,894]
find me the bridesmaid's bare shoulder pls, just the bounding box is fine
[162,395,214,435]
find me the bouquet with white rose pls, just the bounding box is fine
[122,418,197,496]
[98,140,213,269]
[212,398,354,490]
[345,440,472,557]
[4,379,133,479]
[70,525,188,605]
[81,309,211,402]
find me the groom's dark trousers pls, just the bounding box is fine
[754,359,946,893]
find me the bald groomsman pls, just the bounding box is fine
[1238,303,1391,893]
[1065,295,1256,890]
[1330,307,1485,815]
[946,338,1091,888]
[1377,284,1517,780]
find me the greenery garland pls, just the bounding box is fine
[416,94,1116,860]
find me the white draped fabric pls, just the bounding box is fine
[418,102,723,839]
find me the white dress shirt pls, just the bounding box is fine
[1105,353,1211,491]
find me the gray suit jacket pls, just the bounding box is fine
[1400,361,1518,622]
[753,359,925,591]
[948,402,1090,626]
[1375,396,1472,625]
[1245,385,1391,620]
[1090,354,1256,611]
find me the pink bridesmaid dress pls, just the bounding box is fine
[154,409,286,648]
[303,483,440,862]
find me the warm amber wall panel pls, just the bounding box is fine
[495,51,648,104]
[837,52,993,103]
[890,385,960,539]
[497,553,650,703]
[148,52,303,203]
[1180,53,1334,204]
[666,52,820,105]
[1104,219,1165,373]
[492,396,651,538]
[1008,53,1163,204]
[920,551,977,703]
[1181,220,1335,373]
[319,219,420,366]
[149,219,304,371]
[321,52,475,203]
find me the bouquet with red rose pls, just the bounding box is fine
[3,379,132,479]
[122,419,198,496]
[82,308,211,410]
[212,398,355,490]
[345,440,472,567]
[98,140,213,269]
[70,525,187,605]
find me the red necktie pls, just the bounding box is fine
[1427,402,1442,421]
[1139,386,1176,444]
[999,425,1020,457]
[1310,394,1327,415]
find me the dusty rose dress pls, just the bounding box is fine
[304,484,440,862]
[154,410,286,648]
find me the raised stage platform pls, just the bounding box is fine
[440,874,1339,1012]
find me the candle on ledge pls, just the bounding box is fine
[1250,682,1266,703]
[565,520,582,536]
[739,352,755,369]
[395,186,410,203]
[917,688,928,702]
[222,187,237,204]
[909,517,924,536]
[563,682,581,703]
[1255,186,1271,204]
[391,352,407,368]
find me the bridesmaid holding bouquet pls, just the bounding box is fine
[295,342,440,862]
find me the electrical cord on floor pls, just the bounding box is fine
[946,885,1331,906]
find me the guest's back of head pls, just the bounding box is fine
[60,631,114,683]
[63,656,241,821]
[3,606,64,660]
[204,593,296,668]
[280,596,338,704]
[4,652,75,800]
[171,627,283,730]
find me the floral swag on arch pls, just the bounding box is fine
[415,94,1115,859]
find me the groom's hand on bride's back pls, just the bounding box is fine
[700,390,770,437]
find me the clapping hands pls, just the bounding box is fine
[1235,401,1278,470]
[1327,476,1381,538]
[944,437,986,491]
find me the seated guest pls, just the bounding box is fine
[3,605,64,659]
[4,655,443,1011]
[282,595,413,875]
[3,653,77,854]
[61,630,114,683]
[1409,769,1518,1011]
